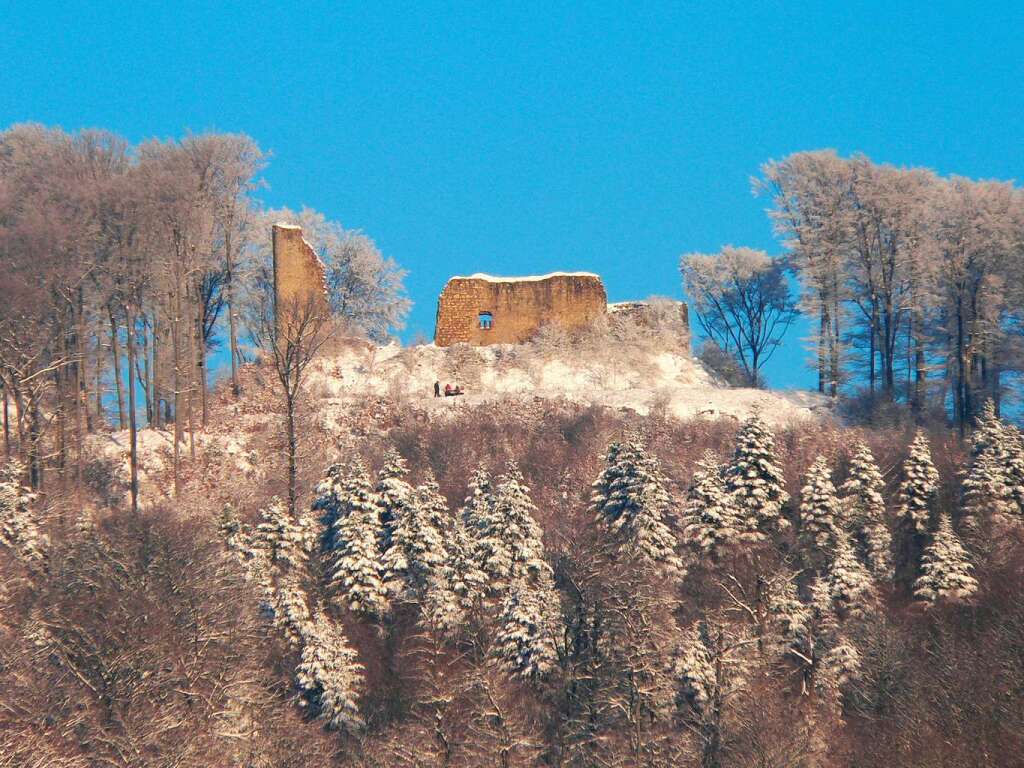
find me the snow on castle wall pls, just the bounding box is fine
[434,272,609,346]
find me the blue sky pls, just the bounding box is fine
[3,1,1023,388]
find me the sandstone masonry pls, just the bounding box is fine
[434,272,609,346]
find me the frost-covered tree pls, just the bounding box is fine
[312,462,347,542]
[247,499,313,645]
[913,513,978,604]
[798,456,842,570]
[374,449,414,551]
[961,402,1015,531]
[460,464,495,532]
[492,583,560,681]
[821,531,878,620]
[681,450,740,559]
[0,460,45,565]
[591,437,684,577]
[295,610,365,733]
[323,459,388,619]
[839,442,892,579]
[422,507,488,639]
[382,474,449,602]
[469,463,550,596]
[724,412,791,540]
[896,430,939,534]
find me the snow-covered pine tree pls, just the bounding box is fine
[821,530,878,620]
[374,448,414,552]
[491,583,560,681]
[323,459,388,620]
[913,512,978,604]
[798,456,842,570]
[681,450,740,559]
[723,412,791,541]
[0,460,45,565]
[470,463,550,595]
[382,473,449,602]
[838,442,892,580]
[961,402,1015,532]
[460,463,495,534]
[248,499,313,645]
[590,437,684,577]
[896,430,939,535]
[312,462,347,542]
[673,620,717,715]
[1004,425,1024,520]
[295,609,366,733]
[422,509,487,639]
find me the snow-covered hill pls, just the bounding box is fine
[306,340,830,426]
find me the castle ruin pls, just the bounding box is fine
[272,223,330,335]
[434,272,609,346]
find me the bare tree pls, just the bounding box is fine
[262,293,333,515]
[681,247,796,388]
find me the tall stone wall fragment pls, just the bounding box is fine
[272,223,330,335]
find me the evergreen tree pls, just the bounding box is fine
[723,412,791,541]
[839,442,892,580]
[1004,425,1024,519]
[798,456,842,570]
[913,513,978,604]
[896,430,939,535]
[323,459,388,619]
[422,510,487,639]
[470,463,550,595]
[374,448,414,551]
[382,473,449,602]
[821,530,878,620]
[681,450,740,559]
[295,609,366,733]
[961,402,1015,531]
[492,583,560,681]
[460,463,495,532]
[591,437,685,577]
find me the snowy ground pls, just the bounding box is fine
[306,341,831,427]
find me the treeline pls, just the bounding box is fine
[0,124,409,495]
[756,151,1024,427]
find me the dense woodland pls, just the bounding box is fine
[3,124,1024,767]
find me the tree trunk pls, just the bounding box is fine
[2,384,9,457]
[109,306,126,430]
[286,392,297,516]
[125,301,140,516]
[225,226,241,396]
[172,282,182,499]
[198,283,208,427]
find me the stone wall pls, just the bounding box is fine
[434,273,608,346]
[272,224,330,333]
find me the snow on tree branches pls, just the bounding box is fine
[591,436,685,577]
[492,583,561,681]
[798,456,842,570]
[896,431,940,534]
[839,442,892,580]
[724,412,791,541]
[961,401,1016,531]
[681,450,740,558]
[322,459,388,619]
[913,512,978,604]
[0,460,45,566]
[374,449,414,552]
[295,609,366,733]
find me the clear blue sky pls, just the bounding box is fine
[3,1,1023,389]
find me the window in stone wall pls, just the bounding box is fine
[478,311,494,330]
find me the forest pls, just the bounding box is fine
[2,124,1024,767]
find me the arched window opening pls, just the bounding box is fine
[478,311,494,330]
